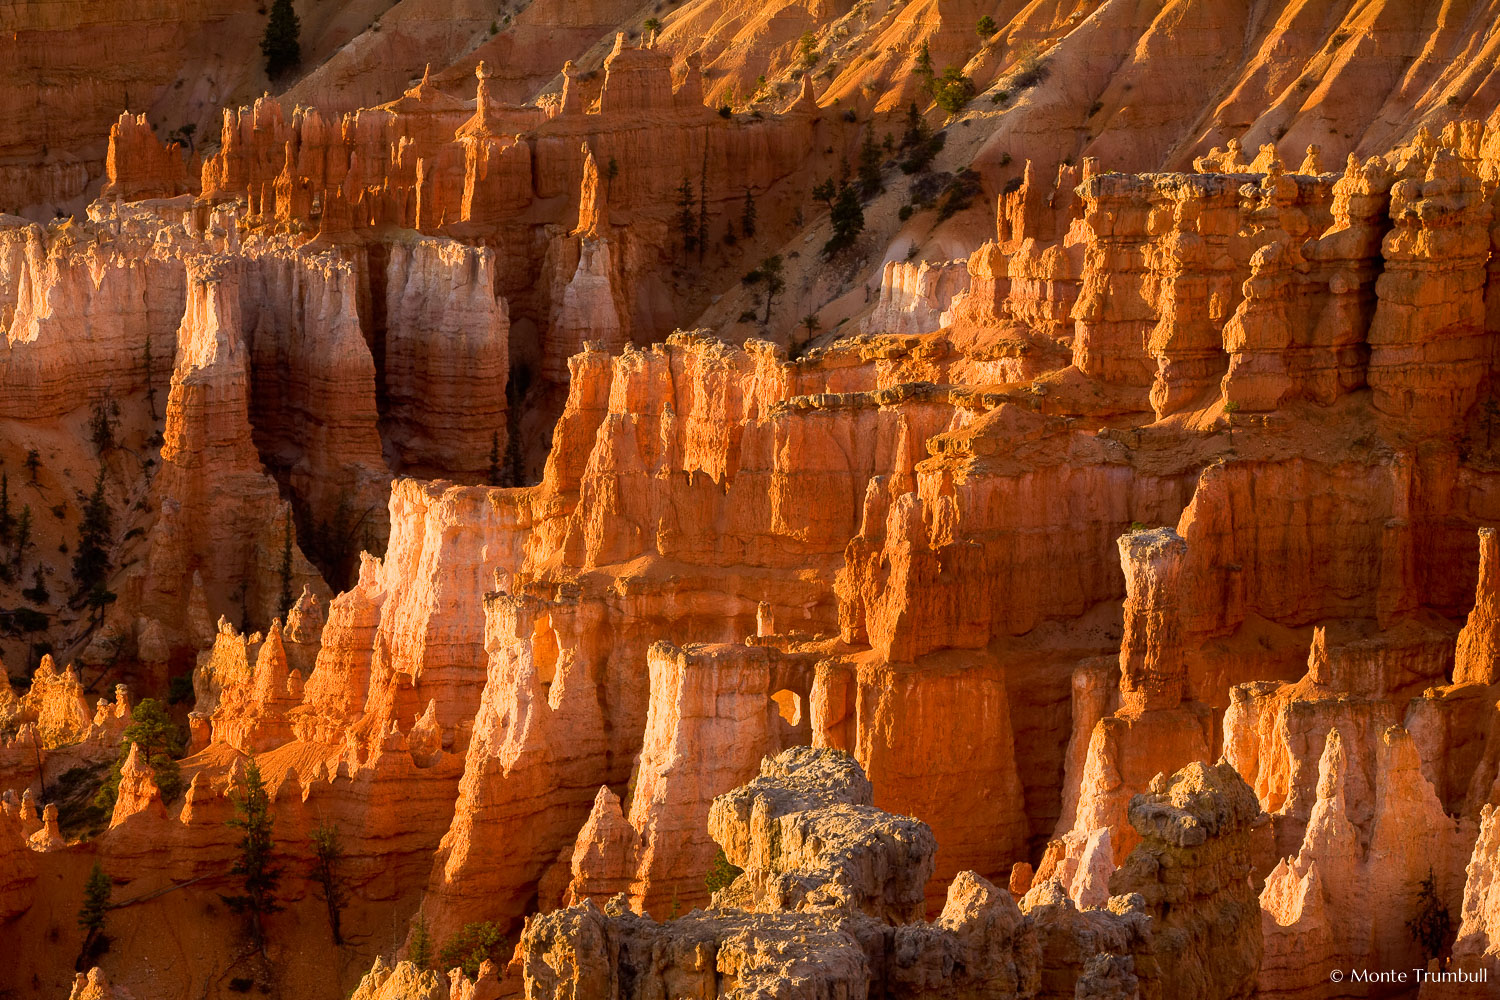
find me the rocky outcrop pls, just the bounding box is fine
[11,13,1500,997]
[28,801,64,851]
[1456,527,1500,685]
[347,957,444,1000]
[564,640,811,916]
[421,591,611,942]
[1027,763,1263,1000]
[1366,147,1492,430]
[1070,171,1167,389]
[707,746,935,922]
[1062,529,1213,863]
[66,967,135,1000]
[1145,173,1251,418]
[522,902,882,1000]
[8,656,92,747]
[175,65,821,387]
[1445,801,1500,995]
[1257,727,1362,999]
[520,750,1267,1000]
[812,649,1031,908]
[1222,153,1392,411]
[865,258,969,336]
[108,742,167,827]
[520,748,1040,1000]
[1115,529,1189,712]
[204,621,303,753]
[1109,762,1264,999]
[1258,724,1467,998]
[102,113,189,202]
[542,238,624,386]
[1,219,185,419]
[0,790,37,921]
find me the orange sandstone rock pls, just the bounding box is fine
[1456,527,1500,685]
[102,113,189,202]
[566,640,811,916]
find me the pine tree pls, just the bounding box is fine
[12,505,31,574]
[261,0,302,80]
[224,759,283,953]
[676,177,697,257]
[740,188,757,238]
[71,468,112,602]
[898,102,942,174]
[933,67,976,115]
[88,399,117,455]
[77,861,112,967]
[409,916,433,968]
[85,583,117,627]
[759,255,785,324]
[234,580,252,634]
[1407,867,1452,962]
[914,41,934,95]
[24,449,40,484]
[439,922,506,978]
[94,698,184,811]
[857,129,883,200]
[487,431,503,486]
[823,183,865,257]
[812,177,836,209]
[704,847,743,892]
[0,471,11,545]
[23,565,49,605]
[798,31,819,68]
[696,170,709,264]
[144,333,158,421]
[310,822,347,945]
[900,102,930,150]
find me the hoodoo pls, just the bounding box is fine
[4,1,1500,997]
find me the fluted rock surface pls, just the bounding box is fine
[143,257,328,629]
[12,14,1500,999]
[421,591,611,942]
[565,640,811,916]
[1456,527,1500,685]
[383,239,509,480]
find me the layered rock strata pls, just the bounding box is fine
[518,749,1264,1000]
[7,40,1500,1000]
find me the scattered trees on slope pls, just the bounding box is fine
[310,822,347,945]
[224,760,283,953]
[76,861,112,968]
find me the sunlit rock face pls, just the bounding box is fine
[7,5,1500,998]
